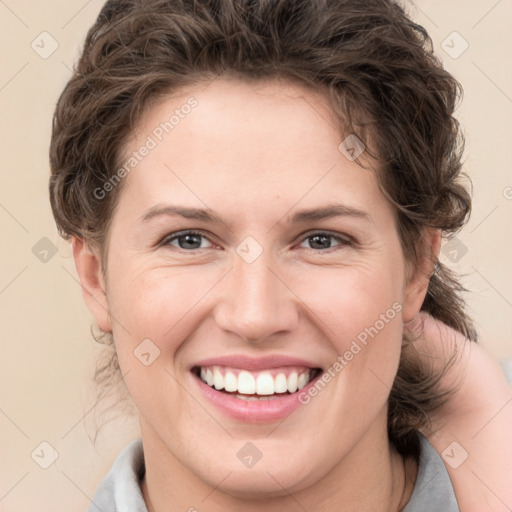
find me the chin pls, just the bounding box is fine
[212,469,309,499]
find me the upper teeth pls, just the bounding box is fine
[199,366,313,395]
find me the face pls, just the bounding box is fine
[81,78,430,497]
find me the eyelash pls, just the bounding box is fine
[160,229,354,253]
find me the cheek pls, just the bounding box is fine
[296,259,404,339]
[109,266,186,327]
[106,266,218,366]
[292,260,406,391]
[105,269,203,424]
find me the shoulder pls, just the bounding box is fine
[402,434,459,512]
[88,439,147,512]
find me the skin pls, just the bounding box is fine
[73,78,442,511]
[406,313,512,512]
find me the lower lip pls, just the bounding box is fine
[193,372,321,423]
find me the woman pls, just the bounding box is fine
[48,0,512,510]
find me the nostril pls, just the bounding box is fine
[239,335,258,344]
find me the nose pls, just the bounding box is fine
[213,251,299,344]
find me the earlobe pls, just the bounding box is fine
[402,228,441,324]
[71,237,112,332]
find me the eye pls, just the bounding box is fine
[298,231,352,251]
[162,230,214,250]
[159,230,352,252]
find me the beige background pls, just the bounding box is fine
[0,1,511,510]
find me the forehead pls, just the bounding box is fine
[124,77,341,159]
[116,78,384,220]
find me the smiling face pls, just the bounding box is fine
[76,78,433,501]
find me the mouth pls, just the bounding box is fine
[191,365,323,401]
[190,355,324,422]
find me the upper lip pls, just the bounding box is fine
[192,354,322,372]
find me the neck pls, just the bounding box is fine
[141,413,417,512]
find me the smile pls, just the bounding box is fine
[194,365,320,399]
[190,356,323,423]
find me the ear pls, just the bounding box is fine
[71,236,112,332]
[402,228,441,324]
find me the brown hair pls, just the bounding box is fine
[49,0,477,458]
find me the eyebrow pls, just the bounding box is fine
[140,203,372,225]
[287,204,372,224]
[140,205,225,224]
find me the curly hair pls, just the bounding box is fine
[49,0,477,459]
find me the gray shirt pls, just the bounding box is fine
[88,434,458,512]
